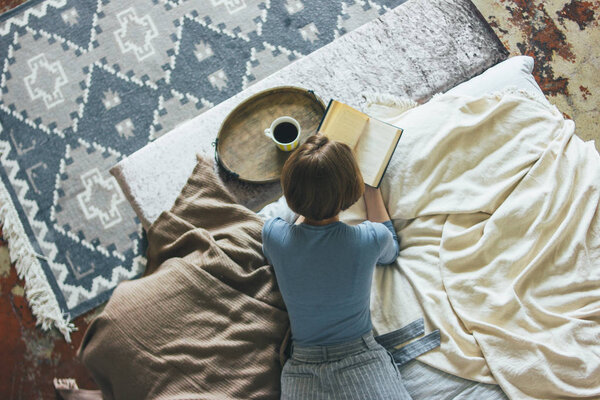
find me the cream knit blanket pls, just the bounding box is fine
[341,90,600,399]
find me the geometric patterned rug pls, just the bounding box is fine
[0,0,406,340]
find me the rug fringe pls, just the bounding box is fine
[0,179,74,342]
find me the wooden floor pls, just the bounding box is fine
[0,0,598,398]
[473,0,599,150]
[0,0,28,15]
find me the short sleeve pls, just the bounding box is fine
[261,218,277,263]
[371,221,400,265]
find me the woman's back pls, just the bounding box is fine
[262,217,398,346]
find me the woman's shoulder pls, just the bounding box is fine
[355,220,378,232]
[354,220,392,242]
[262,217,292,238]
[346,220,375,239]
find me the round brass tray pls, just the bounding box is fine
[216,86,326,183]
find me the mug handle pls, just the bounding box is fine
[264,128,273,138]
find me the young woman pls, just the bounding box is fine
[262,135,412,399]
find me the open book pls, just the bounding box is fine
[317,99,403,187]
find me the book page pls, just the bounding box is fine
[319,101,369,149]
[354,118,401,186]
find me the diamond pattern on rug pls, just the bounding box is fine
[24,0,98,50]
[0,0,407,339]
[53,142,138,256]
[2,29,86,135]
[150,90,212,140]
[168,17,250,101]
[76,63,158,153]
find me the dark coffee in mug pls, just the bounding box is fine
[273,122,299,144]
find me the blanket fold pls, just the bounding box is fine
[79,156,289,400]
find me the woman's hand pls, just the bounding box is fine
[364,185,391,223]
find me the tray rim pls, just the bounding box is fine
[216,85,327,183]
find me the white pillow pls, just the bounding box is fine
[445,55,543,97]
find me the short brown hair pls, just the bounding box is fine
[281,135,364,221]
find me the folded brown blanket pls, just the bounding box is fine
[78,156,289,399]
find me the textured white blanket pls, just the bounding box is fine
[341,90,600,399]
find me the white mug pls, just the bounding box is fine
[264,116,301,152]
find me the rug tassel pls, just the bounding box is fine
[0,183,74,342]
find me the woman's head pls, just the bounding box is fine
[281,135,364,221]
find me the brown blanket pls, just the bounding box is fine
[78,156,289,399]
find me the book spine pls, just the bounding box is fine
[374,128,403,188]
[315,98,334,135]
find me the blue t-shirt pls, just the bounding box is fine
[262,217,399,346]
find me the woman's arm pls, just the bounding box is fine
[364,186,399,264]
[364,186,391,223]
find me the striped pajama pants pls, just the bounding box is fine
[281,331,413,400]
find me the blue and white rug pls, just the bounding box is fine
[0,0,406,340]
